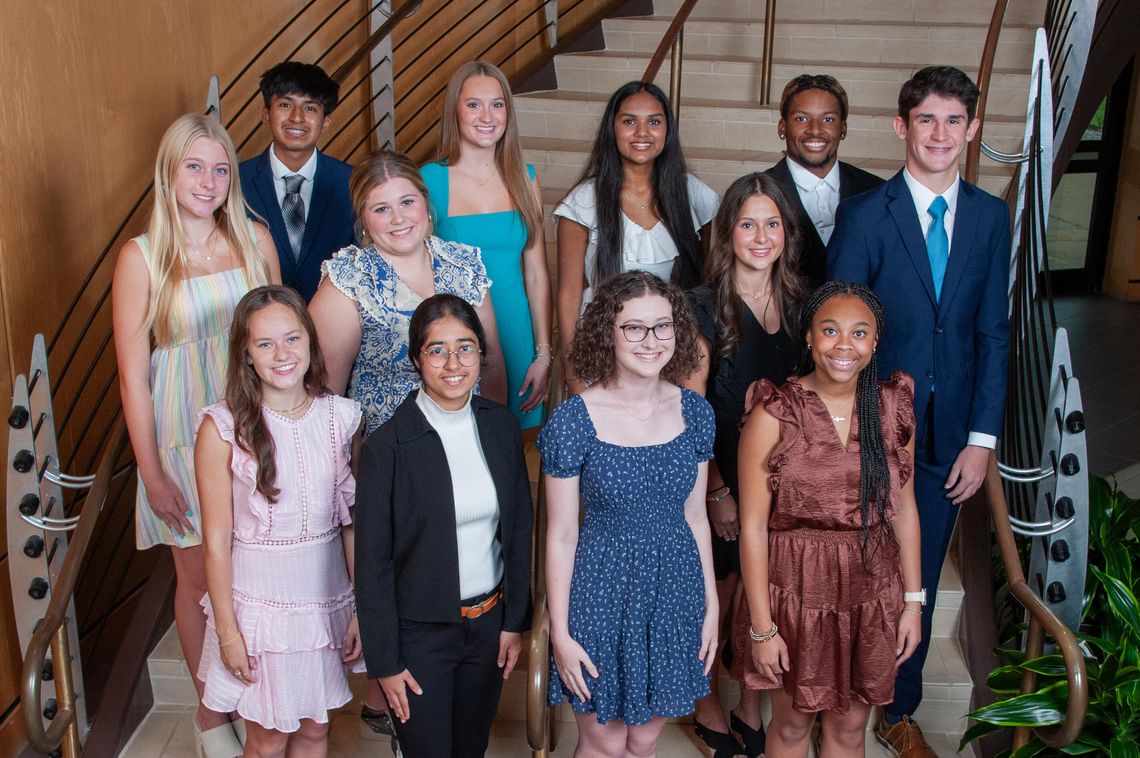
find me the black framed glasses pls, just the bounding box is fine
[617,321,675,342]
[421,344,482,367]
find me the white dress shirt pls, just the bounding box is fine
[268,145,319,221]
[787,158,840,245]
[901,168,995,451]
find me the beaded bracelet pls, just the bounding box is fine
[706,485,730,503]
[748,622,779,643]
[218,631,242,648]
[533,353,553,366]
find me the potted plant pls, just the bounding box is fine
[961,475,1140,757]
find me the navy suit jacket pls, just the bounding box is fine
[826,171,1010,465]
[240,149,355,301]
[765,157,883,289]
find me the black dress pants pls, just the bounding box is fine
[393,601,505,758]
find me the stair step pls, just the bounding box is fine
[652,0,1044,26]
[603,16,1037,70]
[554,52,1033,118]
[516,90,1029,156]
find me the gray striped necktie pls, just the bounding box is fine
[282,174,305,260]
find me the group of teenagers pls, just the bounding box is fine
[112,53,1009,758]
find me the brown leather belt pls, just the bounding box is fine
[460,589,501,619]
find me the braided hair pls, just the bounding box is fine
[798,281,891,555]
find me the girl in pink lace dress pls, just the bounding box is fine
[196,285,364,755]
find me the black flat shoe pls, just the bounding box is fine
[730,711,766,758]
[694,718,745,757]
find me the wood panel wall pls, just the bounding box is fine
[0,1,370,751]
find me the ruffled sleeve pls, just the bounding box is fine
[754,380,801,493]
[552,181,597,229]
[196,402,271,536]
[686,174,721,228]
[331,395,364,524]
[536,396,591,478]
[429,235,492,307]
[884,371,916,486]
[682,388,715,462]
[320,245,368,301]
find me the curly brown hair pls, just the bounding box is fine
[570,271,701,385]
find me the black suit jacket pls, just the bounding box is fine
[354,391,534,678]
[765,157,884,289]
[239,149,355,301]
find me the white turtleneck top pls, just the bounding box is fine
[415,389,503,598]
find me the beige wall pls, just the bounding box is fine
[0,1,369,749]
[1104,70,1140,300]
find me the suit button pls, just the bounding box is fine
[926,370,935,377]
[935,327,944,334]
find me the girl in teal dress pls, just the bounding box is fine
[422,60,551,429]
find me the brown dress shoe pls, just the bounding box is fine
[874,715,937,757]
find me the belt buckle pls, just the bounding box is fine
[465,604,485,619]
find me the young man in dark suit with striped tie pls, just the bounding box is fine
[240,62,355,302]
[828,65,1010,757]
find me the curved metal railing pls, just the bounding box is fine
[21,418,130,755]
[526,357,566,756]
[985,456,1088,748]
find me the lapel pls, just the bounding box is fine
[772,159,824,253]
[250,151,296,281]
[299,152,334,266]
[938,181,981,316]
[837,162,863,200]
[885,172,938,308]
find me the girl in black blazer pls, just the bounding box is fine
[354,293,533,758]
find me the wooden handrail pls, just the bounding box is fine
[642,0,699,84]
[965,0,1010,183]
[330,0,424,84]
[983,454,1087,749]
[22,417,130,755]
[759,0,777,104]
[526,354,567,754]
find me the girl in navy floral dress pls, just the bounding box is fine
[540,271,719,756]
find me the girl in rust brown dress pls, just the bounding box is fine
[734,282,923,757]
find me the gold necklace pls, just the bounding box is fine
[606,385,660,423]
[458,164,497,186]
[264,396,311,420]
[186,224,224,261]
[621,189,652,212]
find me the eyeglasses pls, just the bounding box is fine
[616,322,675,342]
[420,344,482,368]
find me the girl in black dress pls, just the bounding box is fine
[685,173,807,757]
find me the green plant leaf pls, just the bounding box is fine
[1010,737,1046,758]
[959,719,1003,750]
[1076,630,1117,657]
[1104,542,1134,594]
[1059,733,1110,754]
[1110,735,1140,758]
[1020,653,1069,677]
[988,664,1029,693]
[1090,565,1140,639]
[967,683,1066,727]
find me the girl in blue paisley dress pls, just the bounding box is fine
[310,149,507,434]
[539,271,719,756]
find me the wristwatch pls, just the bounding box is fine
[904,589,927,606]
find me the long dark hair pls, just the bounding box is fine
[704,173,807,356]
[575,81,703,288]
[226,285,330,502]
[798,281,890,554]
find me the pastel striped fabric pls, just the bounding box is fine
[134,235,253,549]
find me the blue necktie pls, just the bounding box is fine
[927,195,949,301]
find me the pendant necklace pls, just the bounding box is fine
[607,385,659,423]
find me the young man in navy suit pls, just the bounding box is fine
[240,62,355,302]
[827,66,1010,757]
[765,74,883,288]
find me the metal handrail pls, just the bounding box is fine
[984,455,1087,749]
[966,0,1010,182]
[22,417,130,755]
[526,357,567,755]
[330,0,423,83]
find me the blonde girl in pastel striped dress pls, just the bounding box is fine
[112,113,280,758]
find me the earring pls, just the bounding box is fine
[806,343,812,350]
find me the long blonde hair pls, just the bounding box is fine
[436,61,542,247]
[146,113,268,345]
